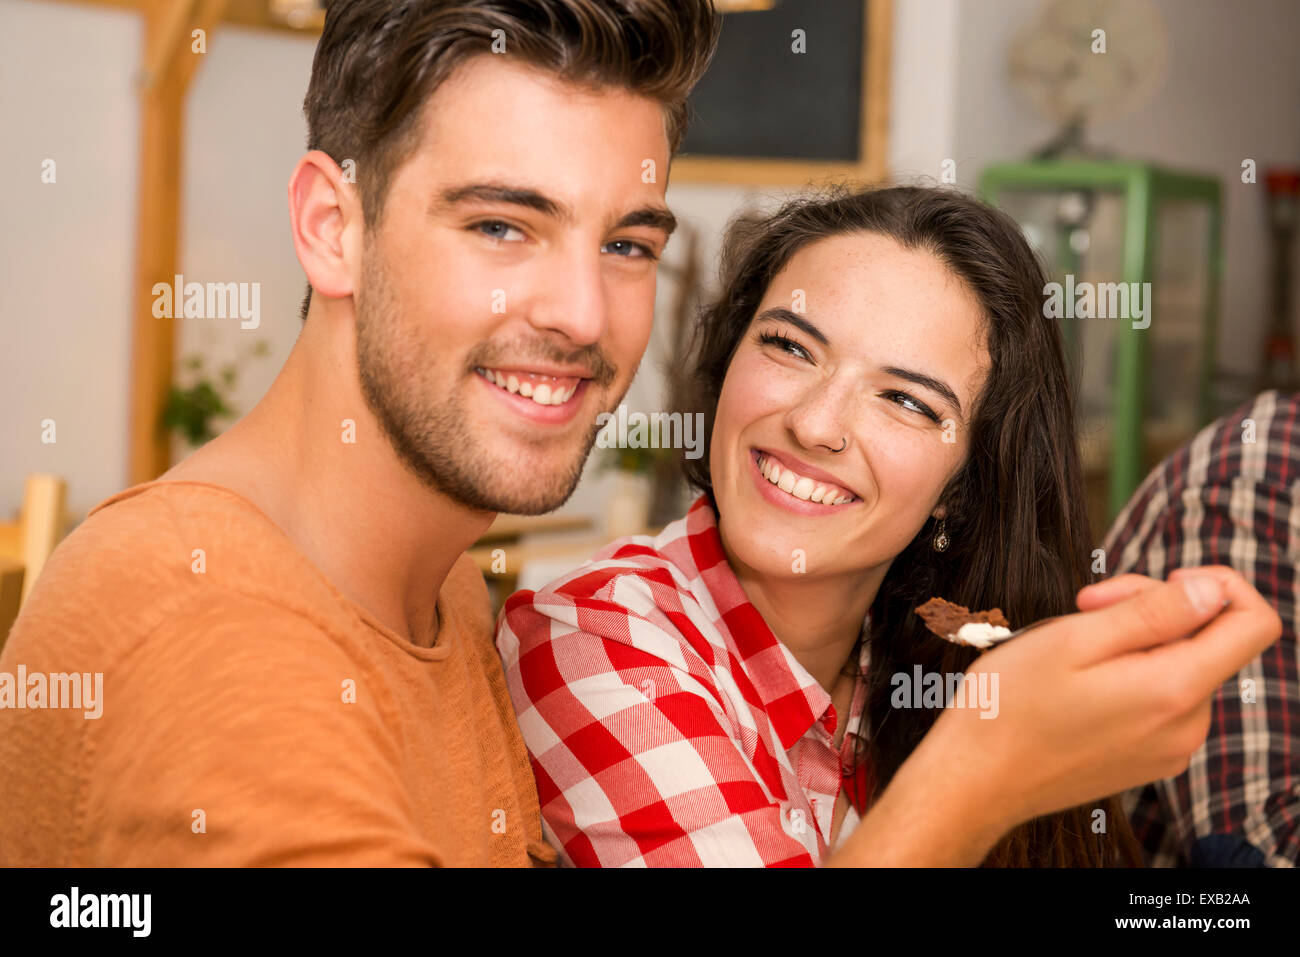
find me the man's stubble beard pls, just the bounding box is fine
[354,242,630,515]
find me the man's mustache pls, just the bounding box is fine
[466,340,618,388]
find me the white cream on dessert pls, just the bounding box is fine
[952,621,1013,648]
[474,367,580,406]
[756,452,856,506]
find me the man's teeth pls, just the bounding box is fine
[476,367,577,405]
[757,454,855,505]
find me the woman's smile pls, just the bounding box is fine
[749,447,861,514]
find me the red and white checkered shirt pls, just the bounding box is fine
[495,495,874,867]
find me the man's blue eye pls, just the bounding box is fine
[603,240,652,259]
[476,221,523,241]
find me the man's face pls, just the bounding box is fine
[354,55,673,514]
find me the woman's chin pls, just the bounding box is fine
[719,520,825,579]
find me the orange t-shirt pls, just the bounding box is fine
[0,481,556,867]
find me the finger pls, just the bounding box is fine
[1072,574,1227,664]
[1166,565,1261,616]
[1137,575,1282,696]
[1167,565,1237,588]
[1076,574,1160,612]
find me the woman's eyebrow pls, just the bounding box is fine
[882,366,963,419]
[757,306,963,419]
[754,307,829,345]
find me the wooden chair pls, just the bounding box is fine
[0,474,68,648]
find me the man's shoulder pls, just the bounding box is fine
[1158,390,1300,492]
[5,481,343,664]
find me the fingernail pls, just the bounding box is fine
[1182,575,1223,615]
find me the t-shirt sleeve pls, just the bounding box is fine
[78,593,441,866]
[496,577,815,868]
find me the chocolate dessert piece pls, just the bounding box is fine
[914,597,1012,647]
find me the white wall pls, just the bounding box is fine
[0,0,139,518]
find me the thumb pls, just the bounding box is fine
[1074,573,1226,664]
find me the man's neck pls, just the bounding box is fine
[164,311,495,648]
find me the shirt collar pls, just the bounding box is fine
[675,495,871,751]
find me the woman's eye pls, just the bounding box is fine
[758,331,812,361]
[602,239,655,259]
[474,221,525,242]
[886,390,939,422]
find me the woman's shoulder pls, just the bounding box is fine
[518,499,720,605]
[496,499,728,661]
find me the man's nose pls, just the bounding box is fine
[525,245,608,347]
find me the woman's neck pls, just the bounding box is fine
[724,544,889,694]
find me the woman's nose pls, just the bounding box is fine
[783,377,853,454]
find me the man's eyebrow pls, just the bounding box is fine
[434,183,571,222]
[753,307,829,345]
[433,183,676,237]
[882,366,964,419]
[614,206,677,236]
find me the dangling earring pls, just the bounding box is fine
[932,518,949,553]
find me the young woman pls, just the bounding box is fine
[495,185,1279,867]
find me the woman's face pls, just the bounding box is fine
[710,231,991,585]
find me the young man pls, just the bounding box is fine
[0,0,1280,868]
[0,0,720,866]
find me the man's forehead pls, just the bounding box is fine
[411,54,671,164]
[393,60,669,221]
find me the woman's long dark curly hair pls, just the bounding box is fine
[675,183,1143,867]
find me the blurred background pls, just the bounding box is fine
[2,0,1298,623]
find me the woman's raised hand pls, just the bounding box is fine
[931,567,1281,833]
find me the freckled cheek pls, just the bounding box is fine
[867,434,964,513]
[720,353,804,421]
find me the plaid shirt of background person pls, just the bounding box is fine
[1104,390,1300,867]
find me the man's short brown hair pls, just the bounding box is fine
[298,0,720,321]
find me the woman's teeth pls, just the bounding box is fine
[475,367,578,406]
[757,453,855,505]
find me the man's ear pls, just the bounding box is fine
[287,150,360,305]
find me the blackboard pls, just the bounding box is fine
[681,0,868,162]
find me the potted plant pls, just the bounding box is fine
[161,340,270,453]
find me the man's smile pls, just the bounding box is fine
[473,366,592,424]
[473,365,587,405]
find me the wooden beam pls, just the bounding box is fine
[126,0,227,484]
[223,0,323,34]
[141,0,198,89]
[178,0,236,90]
[0,559,24,653]
[861,0,892,184]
